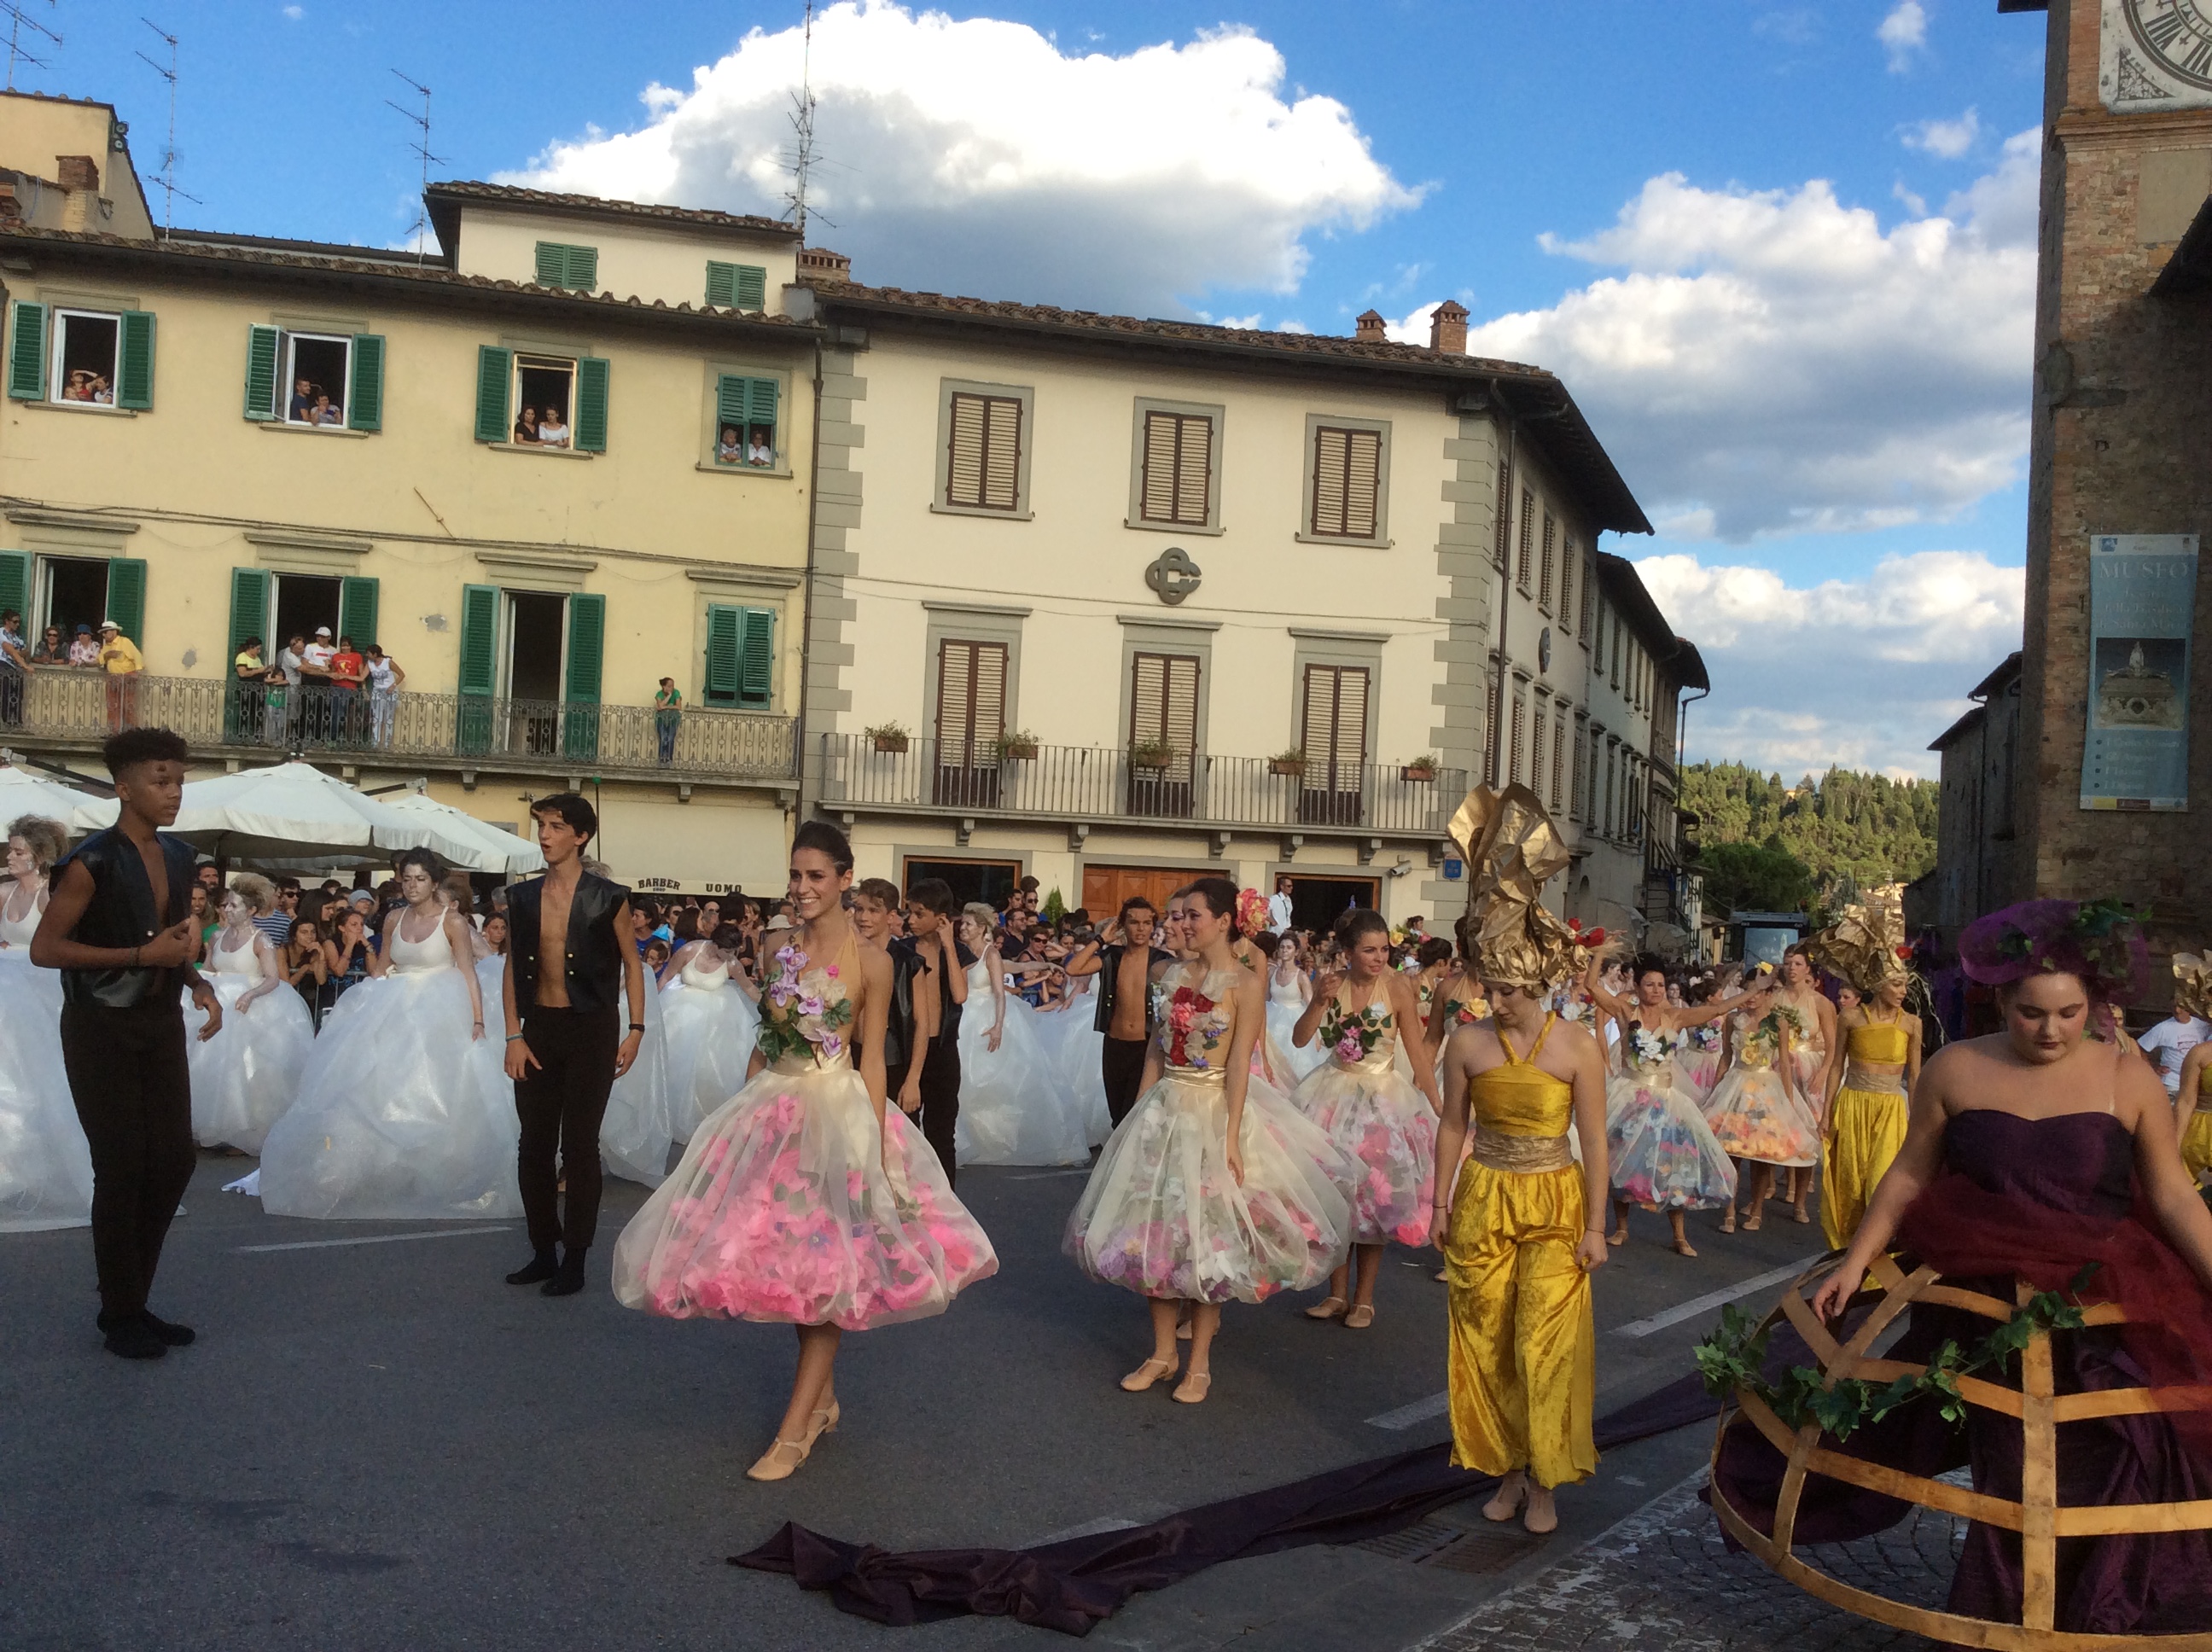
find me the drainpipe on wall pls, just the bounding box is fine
[795,299,828,826]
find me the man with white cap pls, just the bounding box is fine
[300,627,335,740]
[96,619,143,732]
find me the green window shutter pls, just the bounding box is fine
[116,311,155,410]
[534,241,566,287]
[456,583,498,756]
[737,606,775,707]
[226,567,271,653]
[705,261,736,309]
[474,345,511,443]
[105,557,147,643]
[746,375,778,433]
[703,603,741,706]
[7,301,44,400]
[243,324,279,421]
[339,576,379,649]
[714,372,748,431]
[573,356,608,453]
[733,265,765,311]
[346,334,384,431]
[567,245,597,290]
[0,550,29,622]
[562,591,605,760]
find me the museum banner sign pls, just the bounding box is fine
[2081,533,2197,812]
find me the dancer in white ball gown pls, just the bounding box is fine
[1263,933,1324,1087]
[599,948,674,1187]
[259,848,518,1219]
[953,903,1090,1166]
[184,873,313,1155]
[657,922,760,1143]
[0,814,93,1231]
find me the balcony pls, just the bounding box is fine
[818,733,1466,841]
[0,669,799,784]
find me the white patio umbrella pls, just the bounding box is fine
[381,792,544,877]
[0,763,113,833]
[75,761,492,868]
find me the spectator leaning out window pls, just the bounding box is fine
[32,623,65,666]
[67,624,99,666]
[655,678,683,766]
[364,644,404,747]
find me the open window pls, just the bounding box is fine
[712,373,780,469]
[7,303,155,409]
[455,585,604,759]
[242,325,382,430]
[11,552,148,652]
[474,346,607,452]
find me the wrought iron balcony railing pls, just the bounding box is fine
[0,668,798,782]
[818,732,1466,836]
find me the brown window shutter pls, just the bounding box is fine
[1579,550,1595,643]
[1309,427,1379,538]
[1311,427,1348,536]
[1551,719,1567,810]
[1532,707,1548,801]
[1511,695,1526,784]
[1516,490,1534,587]
[1173,415,1210,525]
[1140,412,1180,522]
[1345,429,1379,538]
[947,393,1022,510]
[1301,664,1369,788]
[1132,651,1200,770]
[1559,538,1576,636]
[1164,654,1200,754]
[1539,513,1556,608]
[1495,458,1512,569]
[982,396,1022,509]
[935,639,1008,764]
[946,395,986,508]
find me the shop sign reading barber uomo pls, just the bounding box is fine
[2081,533,2197,812]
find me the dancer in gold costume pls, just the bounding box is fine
[1432,783,1610,1535]
[1805,886,1920,1251]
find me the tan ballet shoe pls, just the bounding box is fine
[1719,1207,1737,1235]
[1522,1486,1559,1536]
[1605,1229,1627,1247]
[746,1435,812,1482]
[1741,1211,1763,1232]
[1481,1470,1528,1523]
[1433,1267,1449,1283]
[1121,1356,1177,1393]
[1343,1304,1375,1329]
[1793,1207,1811,1224]
[1172,1369,1212,1405]
[1304,1295,1349,1322]
[1673,1239,1699,1258]
[811,1397,840,1437]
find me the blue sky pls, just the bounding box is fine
[27,1,2051,777]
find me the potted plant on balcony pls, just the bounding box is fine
[865,720,910,754]
[1127,736,1178,772]
[1268,747,1307,779]
[995,729,1040,761]
[1400,753,1440,782]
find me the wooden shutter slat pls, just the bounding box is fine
[117,311,155,410]
[1163,655,1198,760]
[573,356,609,453]
[947,394,986,508]
[704,604,742,703]
[705,261,736,309]
[534,242,566,287]
[564,594,605,706]
[733,264,766,311]
[973,642,1006,748]
[982,396,1021,509]
[1174,416,1209,525]
[737,607,775,706]
[938,638,972,759]
[105,557,147,644]
[1311,428,1348,536]
[1140,412,1179,521]
[716,373,748,429]
[8,302,45,401]
[474,346,511,443]
[1345,429,1379,538]
[746,376,778,433]
[339,576,379,649]
[0,550,31,630]
[244,323,279,421]
[347,334,384,431]
[1131,652,1164,742]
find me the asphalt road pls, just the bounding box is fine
[0,1154,1832,1652]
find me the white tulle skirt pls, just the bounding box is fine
[183,975,315,1155]
[599,970,672,1187]
[1033,1003,1113,1147]
[1292,1056,1439,1247]
[259,967,521,1219]
[0,956,91,1231]
[1064,1069,1353,1303]
[1698,1062,1821,1168]
[1604,1066,1737,1211]
[612,1059,998,1329]
[658,975,759,1143]
[956,997,1091,1166]
[1266,998,1328,1086]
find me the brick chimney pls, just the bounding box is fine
[55,155,98,191]
[797,245,852,282]
[1429,299,1469,355]
[1354,308,1387,343]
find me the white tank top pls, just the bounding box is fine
[1268,969,1306,1007]
[966,958,993,998]
[384,914,452,975]
[678,951,729,989]
[206,928,265,979]
[0,881,43,947]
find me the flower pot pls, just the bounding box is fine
[872,734,909,753]
[1400,765,1436,782]
[1269,759,1306,778]
[999,741,1039,761]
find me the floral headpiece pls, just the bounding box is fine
[1804,884,1912,996]
[1449,782,1598,990]
[2175,950,2212,1022]
[1957,898,2147,1004]
[1236,887,1271,939]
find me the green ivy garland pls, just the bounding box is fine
[1692,1264,2098,1441]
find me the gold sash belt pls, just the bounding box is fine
[1163,1063,1228,1087]
[771,1052,856,1076]
[1470,1125,1575,1173]
[1842,1062,1906,1096]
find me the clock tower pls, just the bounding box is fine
[1993,0,2212,946]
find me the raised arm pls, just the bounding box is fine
[1293,965,1341,1050]
[1581,953,1633,1023]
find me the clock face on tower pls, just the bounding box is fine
[2104,0,2212,110]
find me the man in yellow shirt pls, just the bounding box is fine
[98,620,143,732]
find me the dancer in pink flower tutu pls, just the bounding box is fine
[1290,907,1442,1329]
[1064,876,1352,1404]
[610,820,997,1481]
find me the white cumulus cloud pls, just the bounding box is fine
[1902,107,1979,158]
[499,1,1420,316]
[1464,131,2038,542]
[1879,0,1929,72]
[1639,549,2023,777]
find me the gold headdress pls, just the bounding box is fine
[1804,883,1911,996]
[1451,782,1580,989]
[2173,950,2212,1021]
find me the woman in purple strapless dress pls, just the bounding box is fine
[1715,899,2212,1637]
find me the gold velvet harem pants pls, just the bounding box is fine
[1442,1158,1596,1489]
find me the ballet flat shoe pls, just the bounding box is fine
[746,1437,812,1482]
[1121,1356,1177,1393]
[811,1398,840,1437]
[1172,1370,1212,1405]
[1342,1304,1376,1329]
[1304,1295,1349,1322]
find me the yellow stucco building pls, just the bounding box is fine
[0,91,814,892]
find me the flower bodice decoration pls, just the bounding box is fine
[1155,963,1237,1071]
[752,937,857,1067]
[1319,989,1397,1067]
[1627,1025,1677,1069]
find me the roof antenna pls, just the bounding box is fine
[386,70,443,262]
[781,1,834,239]
[2,0,61,93]
[134,17,197,236]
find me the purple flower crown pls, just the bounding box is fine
[1958,898,2146,1003]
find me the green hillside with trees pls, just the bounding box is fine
[1680,761,1939,919]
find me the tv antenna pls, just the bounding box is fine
[3,1,60,92]
[134,17,198,236]
[385,70,443,261]
[781,1,834,238]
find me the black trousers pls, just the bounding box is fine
[514,1005,621,1254]
[1103,1036,1150,1127]
[893,1043,963,1189]
[60,1001,195,1318]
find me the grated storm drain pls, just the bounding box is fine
[1354,1514,1549,1573]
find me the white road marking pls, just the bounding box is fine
[1610,1258,1817,1339]
[1367,1391,1452,1430]
[237,1226,515,1254]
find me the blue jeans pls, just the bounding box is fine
[655,710,679,765]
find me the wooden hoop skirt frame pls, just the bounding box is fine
[1707,1253,2212,1649]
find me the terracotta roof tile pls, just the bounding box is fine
[424,180,800,240]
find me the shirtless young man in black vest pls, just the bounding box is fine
[499,793,645,1296]
[1066,895,1172,1126]
[33,727,223,1359]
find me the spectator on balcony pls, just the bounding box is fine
[364,645,404,747]
[32,624,66,666]
[0,608,31,728]
[96,620,143,734]
[67,624,99,667]
[512,404,539,445]
[535,405,570,450]
[329,635,366,744]
[232,635,268,742]
[654,678,683,766]
[298,629,335,742]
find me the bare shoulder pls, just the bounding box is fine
[1450,1019,1505,1072]
[859,940,893,994]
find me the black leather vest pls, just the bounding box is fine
[507,870,631,1015]
[1092,943,1173,1036]
[55,825,196,1009]
[879,936,921,1073]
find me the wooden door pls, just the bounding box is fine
[1080,864,1214,922]
[934,638,1006,807]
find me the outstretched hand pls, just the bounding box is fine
[190,982,223,1042]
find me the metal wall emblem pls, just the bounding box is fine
[1145,547,1203,606]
